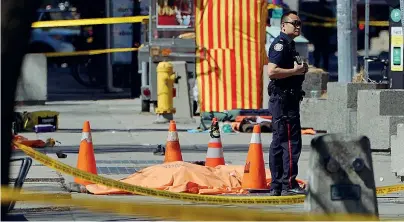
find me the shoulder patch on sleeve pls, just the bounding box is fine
[274,43,284,51]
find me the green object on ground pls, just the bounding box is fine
[222,124,233,133]
[199,110,241,130]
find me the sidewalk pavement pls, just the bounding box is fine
[15,99,319,154]
[9,150,404,220]
[8,99,404,220]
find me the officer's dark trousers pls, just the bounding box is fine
[268,93,302,191]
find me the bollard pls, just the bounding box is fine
[16,54,47,104]
[305,134,379,217]
[154,61,177,123]
[391,124,404,181]
[171,61,195,123]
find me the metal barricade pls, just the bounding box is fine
[8,157,33,212]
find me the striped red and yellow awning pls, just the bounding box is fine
[195,0,268,112]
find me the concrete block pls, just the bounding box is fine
[172,61,195,123]
[348,108,357,136]
[327,82,386,134]
[390,134,398,174]
[305,134,378,215]
[392,124,404,177]
[15,54,48,104]
[357,90,404,116]
[302,71,328,97]
[300,98,328,130]
[379,90,404,116]
[357,90,404,150]
[357,115,404,150]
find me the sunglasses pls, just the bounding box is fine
[284,20,302,27]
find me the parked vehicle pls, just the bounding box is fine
[29,8,77,66]
[29,3,98,87]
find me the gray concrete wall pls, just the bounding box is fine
[302,72,328,97]
[357,90,404,150]
[324,83,349,134]
[300,84,404,151]
[300,98,328,130]
[15,54,47,104]
[327,82,387,135]
[391,124,404,178]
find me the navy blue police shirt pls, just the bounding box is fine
[268,32,305,90]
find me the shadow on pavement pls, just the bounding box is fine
[47,67,133,102]
[4,214,28,221]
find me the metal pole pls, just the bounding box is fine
[351,0,358,79]
[337,0,354,83]
[105,0,124,93]
[400,0,404,33]
[364,0,370,81]
[149,0,156,102]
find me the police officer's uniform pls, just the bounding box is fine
[267,32,305,196]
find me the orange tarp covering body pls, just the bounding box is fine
[195,0,268,112]
[86,161,273,195]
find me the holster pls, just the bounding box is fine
[270,86,304,121]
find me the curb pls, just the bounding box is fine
[12,144,313,154]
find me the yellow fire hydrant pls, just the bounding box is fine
[155,61,176,114]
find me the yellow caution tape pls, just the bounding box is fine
[13,142,404,206]
[358,20,389,27]
[303,22,336,28]
[303,20,389,27]
[300,11,336,22]
[266,4,336,22]
[376,184,404,195]
[31,12,387,31]
[266,4,388,26]
[41,47,140,58]
[14,142,306,205]
[31,16,149,28]
[1,186,380,221]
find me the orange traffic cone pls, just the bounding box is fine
[164,120,183,162]
[205,119,225,167]
[74,121,97,186]
[242,124,268,191]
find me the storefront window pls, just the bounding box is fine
[156,0,194,28]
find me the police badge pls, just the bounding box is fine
[274,43,283,51]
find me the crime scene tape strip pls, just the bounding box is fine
[267,4,336,22]
[375,184,404,195]
[358,20,389,27]
[31,10,387,29]
[31,16,149,28]
[41,47,140,57]
[13,142,404,205]
[304,21,389,28]
[14,142,306,205]
[266,4,388,27]
[300,11,336,22]
[1,187,379,221]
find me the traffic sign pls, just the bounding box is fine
[391,8,402,22]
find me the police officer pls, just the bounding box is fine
[267,10,308,196]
